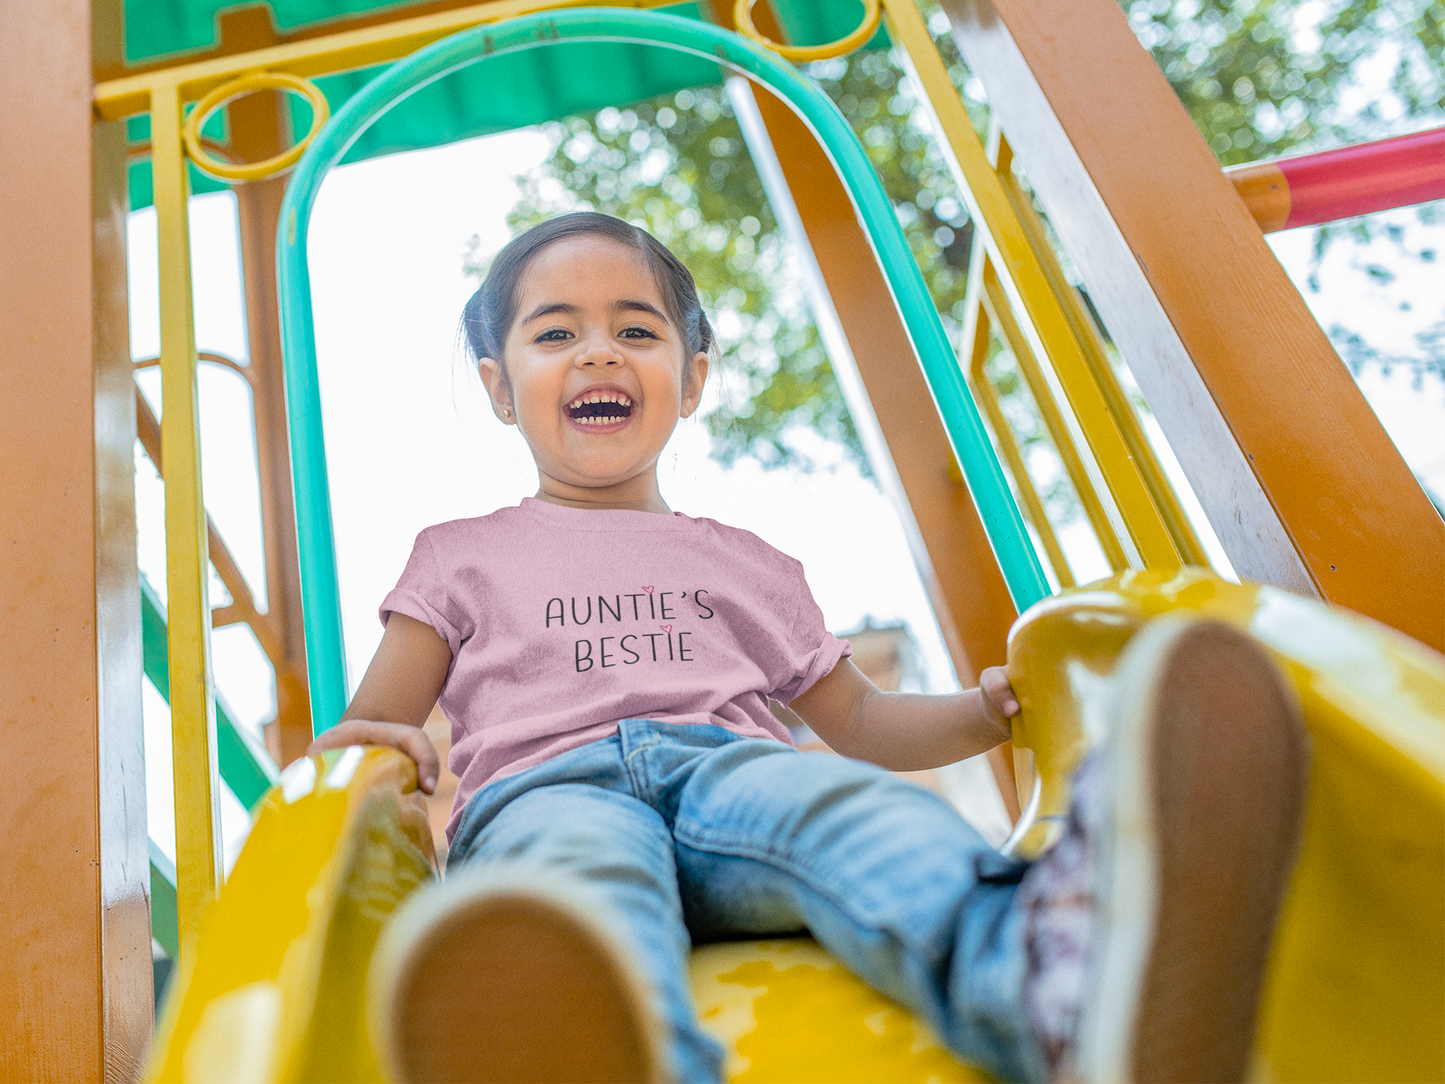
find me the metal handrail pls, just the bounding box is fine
[990,138,1211,568]
[965,309,1075,587]
[978,259,1130,573]
[883,0,1186,570]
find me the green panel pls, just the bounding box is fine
[118,0,885,212]
[327,27,720,164]
[139,574,174,699]
[149,839,180,960]
[769,0,889,53]
[215,709,280,809]
[140,575,280,810]
[120,0,876,64]
[127,3,720,211]
[124,0,433,64]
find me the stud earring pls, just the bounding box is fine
[501,407,512,420]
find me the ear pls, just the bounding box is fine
[680,351,710,419]
[477,356,515,424]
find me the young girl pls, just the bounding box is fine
[310,212,1307,1084]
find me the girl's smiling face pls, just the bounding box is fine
[477,235,709,513]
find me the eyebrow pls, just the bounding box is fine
[520,299,672,325]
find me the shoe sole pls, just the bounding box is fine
[1079,619,1309,1084]
[370,873,664,1083]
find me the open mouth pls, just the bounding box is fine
[566,390,634,426]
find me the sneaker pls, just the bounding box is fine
[369,870,666,1083]
[1019,618,1309,1083]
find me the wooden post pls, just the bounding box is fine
[941,0,1445,650]
[0,0,151,1077]
[219,7,315,767]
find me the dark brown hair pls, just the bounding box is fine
[460,212,715,366]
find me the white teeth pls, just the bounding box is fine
[567,390,634,409]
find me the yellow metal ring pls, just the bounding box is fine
[733,0,881,62]
[182,71,331,182]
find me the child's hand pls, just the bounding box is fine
[306,719,441,795]
[979,666,1021,732]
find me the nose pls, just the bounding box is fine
[575,330,622,368]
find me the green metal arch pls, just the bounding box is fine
[277,6,1049,735]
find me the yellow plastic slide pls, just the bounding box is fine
[145,569,1444,1083]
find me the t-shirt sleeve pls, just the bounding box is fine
[769,558,852,706]
[379,531,464,658]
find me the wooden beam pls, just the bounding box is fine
[0,0,150,1077]
[95,109,153,1084]
[759,105,1023,684]
[940,0,1445,650]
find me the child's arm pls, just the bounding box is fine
[305,613,453,793]
[787,658,1018,771]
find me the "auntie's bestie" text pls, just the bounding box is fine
[544,586,713,673]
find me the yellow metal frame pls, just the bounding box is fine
[732,0,881,62]
[738,0,1206,584]
[989,137,1210,568]
[183,71,331,181]
[151,77,225,958]
[879,0,1185,571]
[965,308,1076,588]
[954,136,1128,585]
[978,257,1130,572]
[737,0,1211,585]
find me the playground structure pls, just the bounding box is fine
[1,0,1443,1080]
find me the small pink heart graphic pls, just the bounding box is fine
[641,585,654,594]
[660,624,672,634]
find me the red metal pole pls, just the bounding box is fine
[1229,127,1445,232]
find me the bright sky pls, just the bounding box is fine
[127,121,1444,867]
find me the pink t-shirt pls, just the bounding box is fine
[380,498,852,839]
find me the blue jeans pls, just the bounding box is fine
[449,719,1045,1083]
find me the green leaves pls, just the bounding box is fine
[1125,0,1442,165]
[472,0,1441,473]
[1128,0,1443,388]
